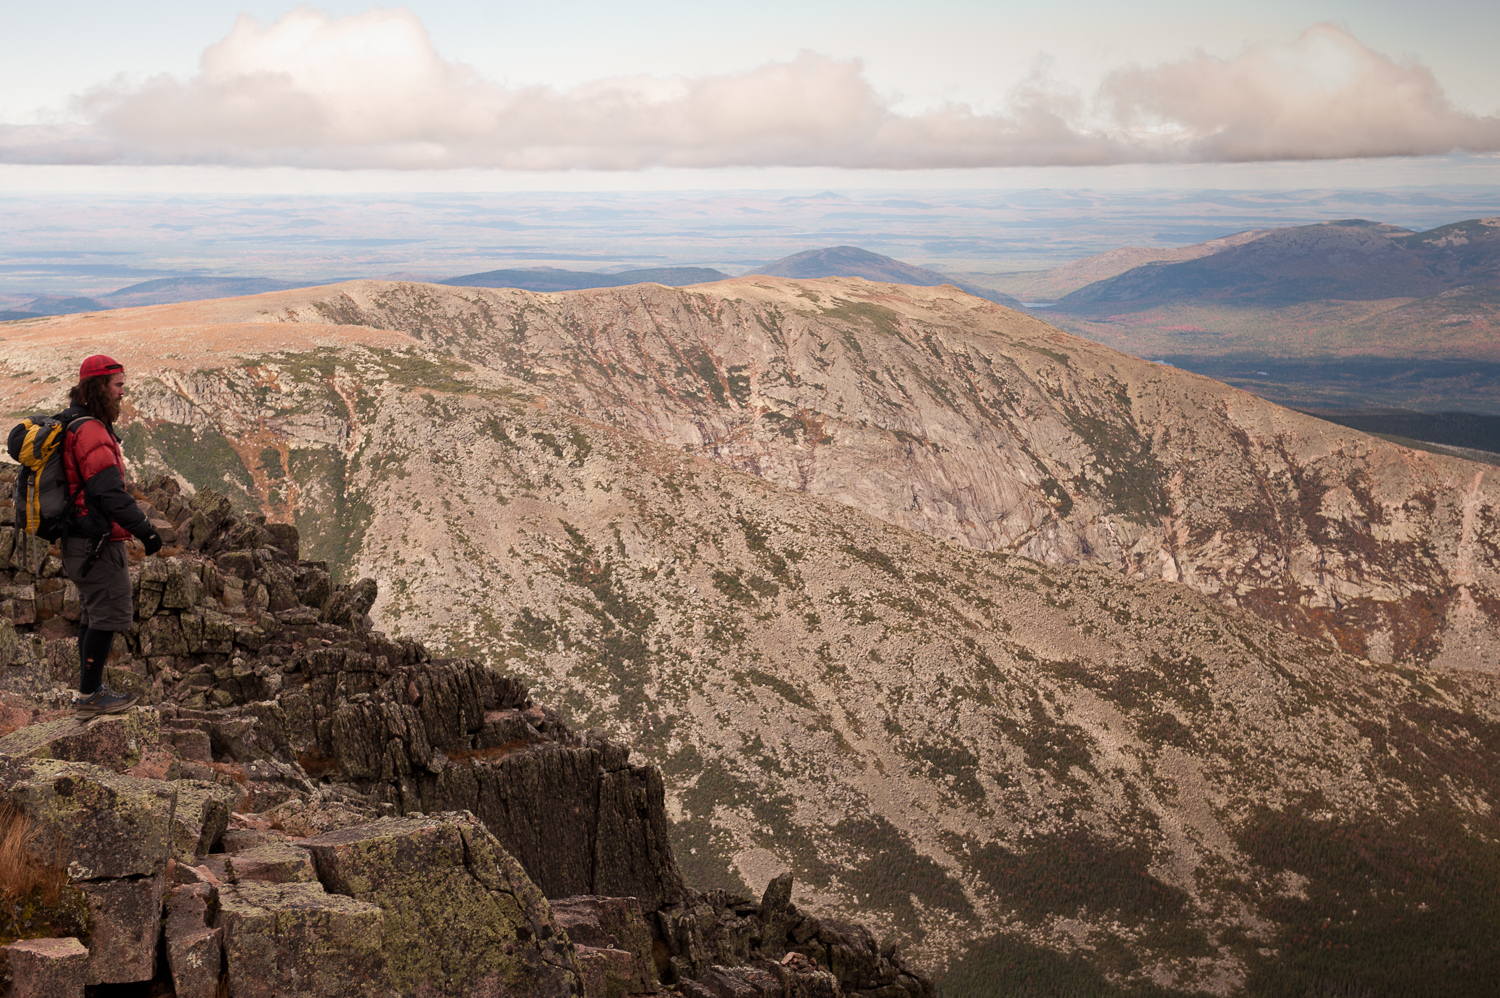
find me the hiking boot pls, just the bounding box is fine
[73,684,139,718]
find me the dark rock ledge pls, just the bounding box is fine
[0,473,933,998]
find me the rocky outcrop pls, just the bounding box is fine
[0,473,933,997]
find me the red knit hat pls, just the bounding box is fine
[79,355,124,379]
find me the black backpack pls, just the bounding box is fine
[7,412,92,541]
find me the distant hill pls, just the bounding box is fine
[1,277,325,320]
[752,246,1022,307]
[1056,218,1500,311]
[1393,218,1500,286]
[975,229,1271,301]
[103,276,315,307]
[441,266,728,292]
[10,295,108,317]
[1037,217,1500,413]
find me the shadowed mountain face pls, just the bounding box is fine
[1394,217,1500,285]
[1057,218,1500,311]
[754,246,1022,307]
[5,279,1500,995]
[441,266,729,292]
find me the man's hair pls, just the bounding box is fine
[68,375,121,425]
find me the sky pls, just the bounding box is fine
[2,0,1499,190]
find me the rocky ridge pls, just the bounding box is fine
[256,277,1499,672]
[0,473,931,998]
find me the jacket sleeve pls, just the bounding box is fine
[83,464,152,538]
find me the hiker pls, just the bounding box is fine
[59,355,163,717]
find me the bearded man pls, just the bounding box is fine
[60,355,163,717]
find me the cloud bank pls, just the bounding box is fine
[3,9,1497,170]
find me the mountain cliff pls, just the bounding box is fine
[4,278,1500,994]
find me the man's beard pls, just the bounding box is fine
[96,393,121,425]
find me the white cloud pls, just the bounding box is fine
[1102,23,1500,161]
[2,9,1496,170]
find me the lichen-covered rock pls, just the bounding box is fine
[226,841,317,884]
[655,882,931,998]
[79,872,164,984]
[0,709,160,771]
[0,759,175,880]
[3,936,89,998]
[302,813,581,997]
[757,873,794,961]
[168,780,239,861]
[573,946,642,998]
[218,880,389,998]
[164,883,223,998]
[551,896,656,996]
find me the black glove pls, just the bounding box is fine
[140,529,163,556]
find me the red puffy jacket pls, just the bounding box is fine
[60,408,150,542]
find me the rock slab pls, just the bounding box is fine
[80,871,165,984]
[218,880,389,998]
[164,883,224,998]
[303,812,582,997]
[3,937,89,998]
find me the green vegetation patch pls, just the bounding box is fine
[290,447,370,580]
[834,814,973,922]
[551,522,658,718]
[666,752,756,898]
[1059,399,1165,525]
[997,697,1096,778]
[365,347,473,393]
[1238,801,1500,997]
[741,669,813,710]
[840,543,905,580]
[940,932,1180,998]
[971,829,1192,928]
[125,421,257,512]
[711,568,779,606]
[908,738,985,803]
[822,301,907,348]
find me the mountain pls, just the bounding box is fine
[1055,220,1445,309]
[441,266,729,292]
[12,295,108,316]
[975,229,1272,301]
[0,278,325,320]
[102,276,317,307]
[753,246,1022,307]
[1393,217,1500,285]
[5,279,1500,995]
[1033,218,1500,413]
[1055,217,1500,311]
